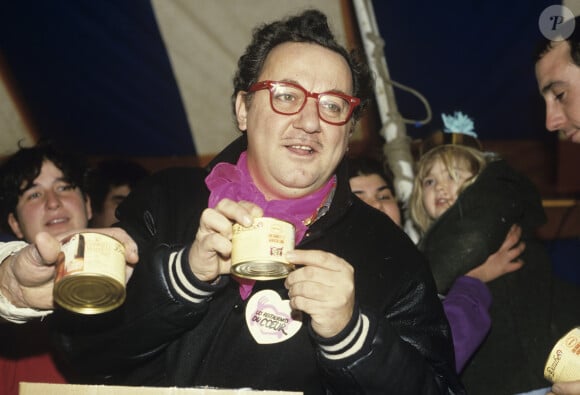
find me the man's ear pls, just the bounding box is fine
[235,92,248,131]
[7,213,24,240]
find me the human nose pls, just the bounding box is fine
[45,190,62,209]
[545,101,566,132]
[294,98,321,132]
[434,180,447,193]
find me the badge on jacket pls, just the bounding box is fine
[245,289,302,344]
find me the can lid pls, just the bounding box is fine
[54,274,125,315]
[232,260,294,281]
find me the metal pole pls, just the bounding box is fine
[351,0,415,200]
[352,0,420,241]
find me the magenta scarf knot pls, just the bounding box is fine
[205,151,335,243]
[205,151,336,299]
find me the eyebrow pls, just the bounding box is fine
[19,182,38,195]
[20,177,70,194]
[541,80,565,95]
[111,193,129,201]
[279,78,348,95]
[352,185,391,195]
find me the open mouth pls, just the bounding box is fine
[287,144,315,154]
[435,198,450,207]
[46,217,69,226]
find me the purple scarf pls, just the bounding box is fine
[205,151,335,298]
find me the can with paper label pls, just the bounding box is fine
[544,327,580,383]
[231,217,295,280]
[54,232,126,314]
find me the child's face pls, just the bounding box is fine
[421,158,473,220]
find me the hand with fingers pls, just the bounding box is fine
[1,228,138,310]
[548,380,580,395]
[188,199,264,282]
[466,224,526,283]
[284,249,355,338]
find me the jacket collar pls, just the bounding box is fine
[207,134,248,170]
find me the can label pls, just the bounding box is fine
[54,232,126,314]
[544,327,580,382]
[231,217,295,280]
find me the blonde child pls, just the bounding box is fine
[409,140,568,394]
[410,144,487,236]
[348,155,523,372]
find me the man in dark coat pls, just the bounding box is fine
[1,9,464,395]
[535,13,580,395]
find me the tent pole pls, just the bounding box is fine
[351,1,415,199]
[352,0,419,240]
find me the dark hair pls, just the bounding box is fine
[0,140,88,234]
[347,156,395,195]
[85,159,149,215]
[535,15,580,66]
[232,9,373,123]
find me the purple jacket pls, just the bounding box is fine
[443,276,492,372]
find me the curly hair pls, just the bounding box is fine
[0,140,88,235]
[232,9,373,124]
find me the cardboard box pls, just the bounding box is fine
[19,383,302,395]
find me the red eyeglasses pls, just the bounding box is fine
[247,80,360,126]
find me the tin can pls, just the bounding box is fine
[54,232,126,314]
[231,217,295,280]
[544,327,580,382]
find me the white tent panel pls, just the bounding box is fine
[0,73,34,156]
[152,0,347,156]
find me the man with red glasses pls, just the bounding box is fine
[3,9,462,394]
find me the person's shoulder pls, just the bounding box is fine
[152,166,207,179]
[129,166,209,201]
[116,166,209,220]
[144,166,208,186]
[478,159,534,188]
[0,232,17,242]
[348,197,418,249]
[345,198,429,277]
[348,196,398,228]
